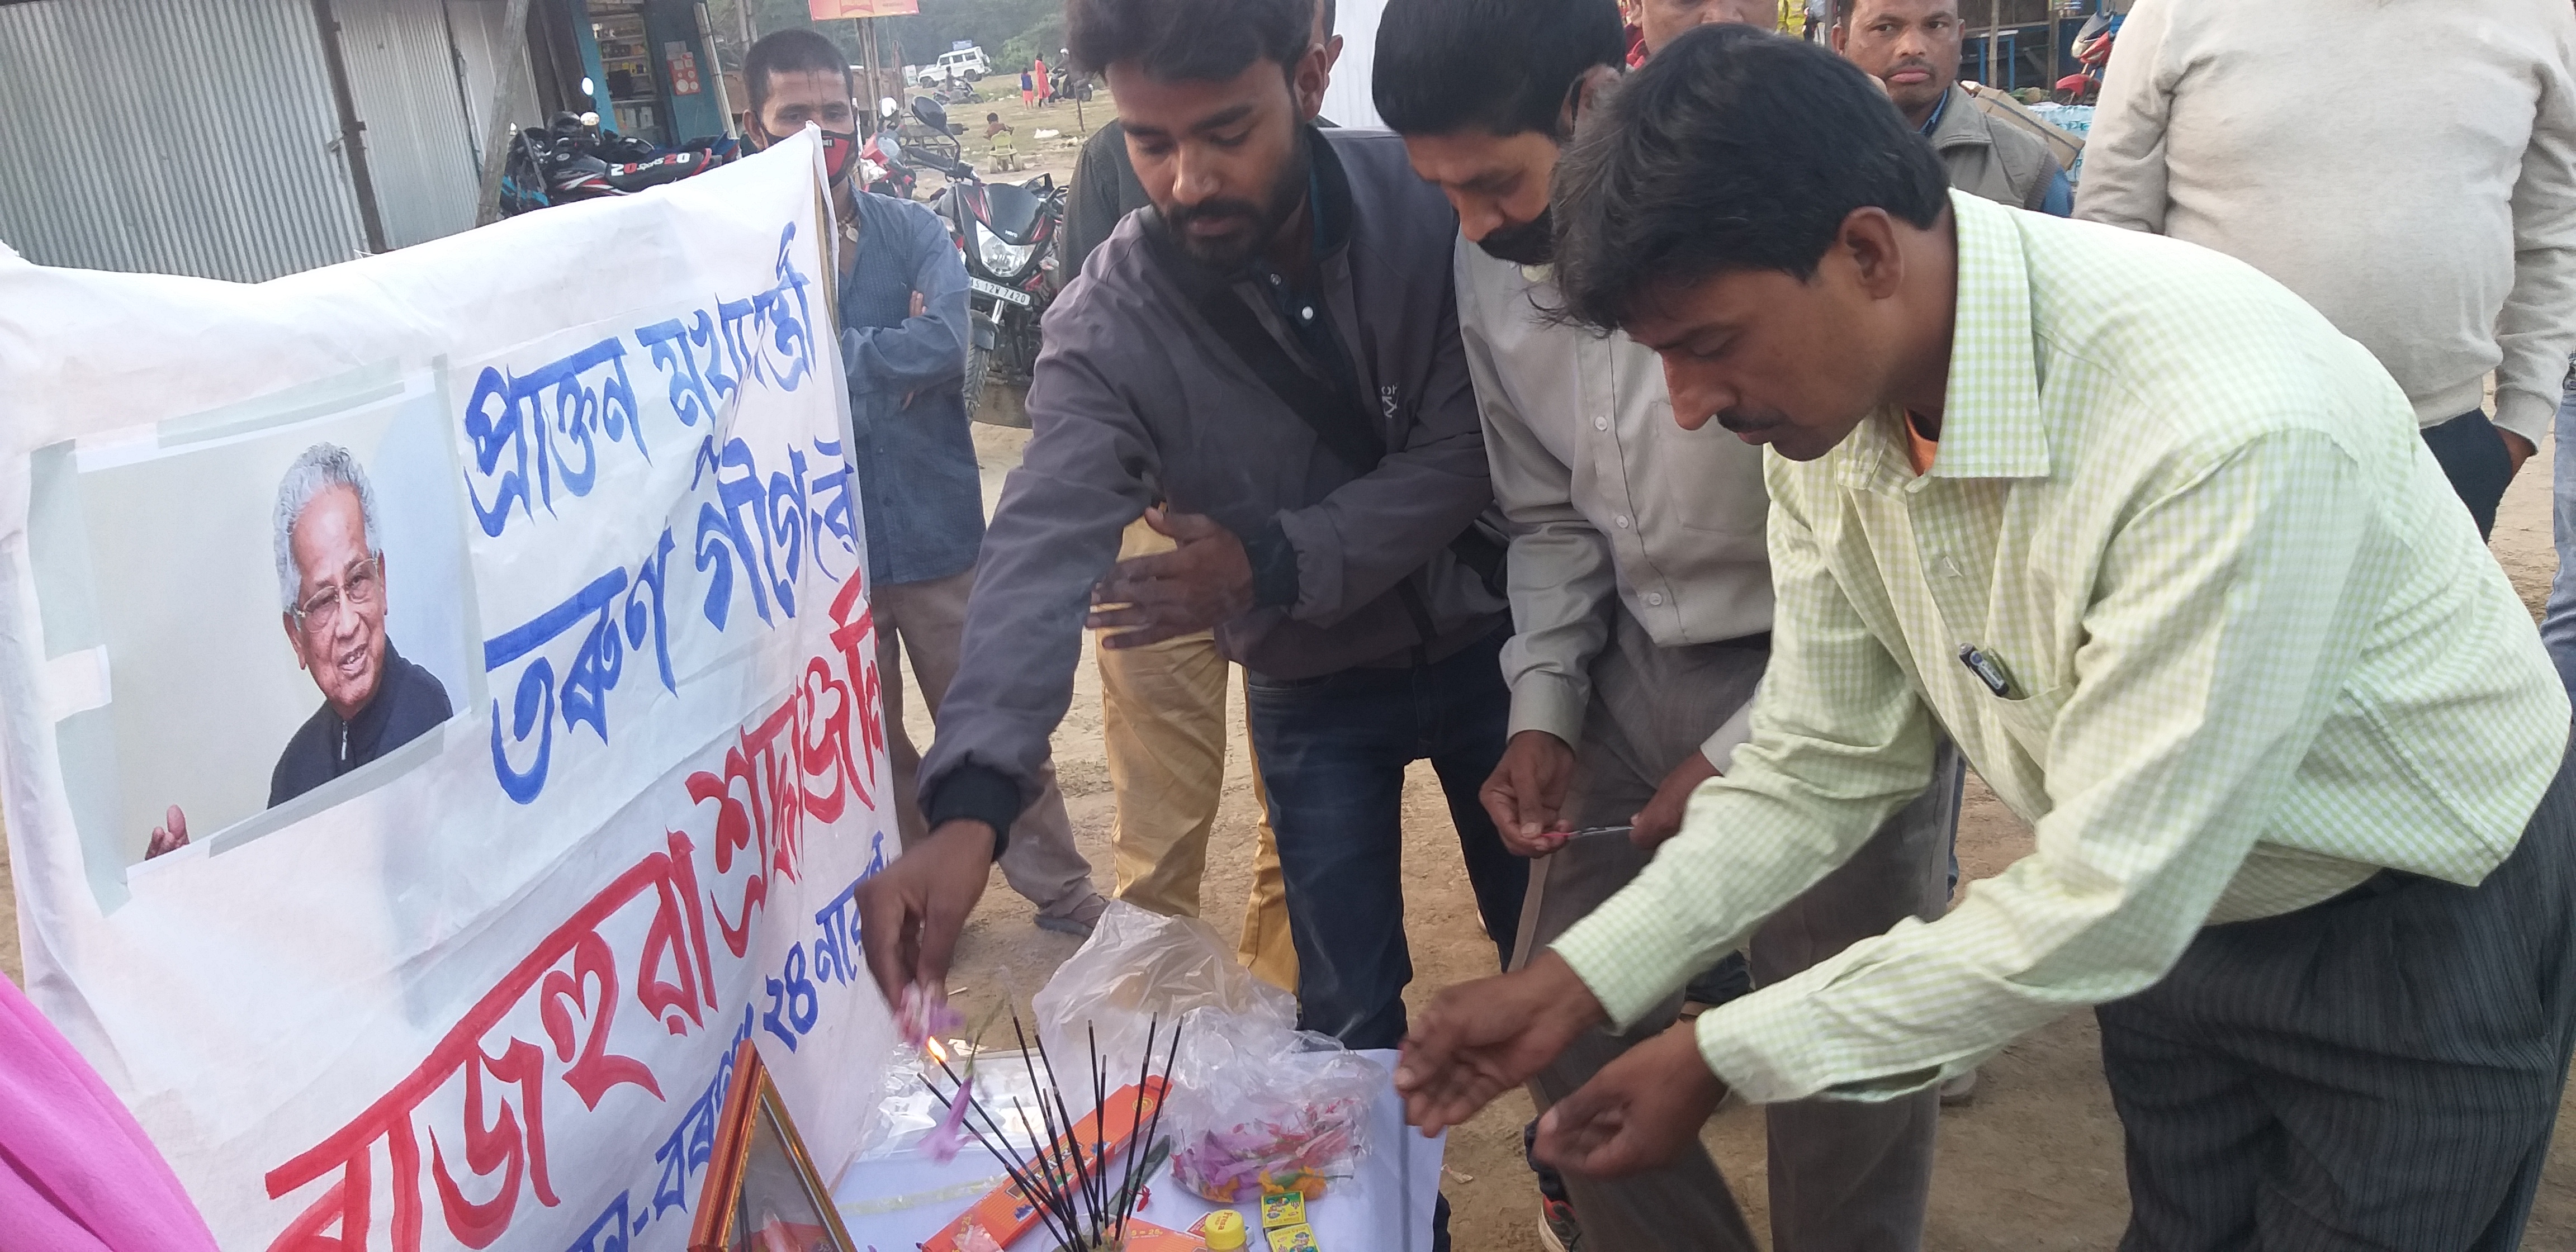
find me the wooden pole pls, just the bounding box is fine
[1986,0,2001,88]
[472,0,537,225]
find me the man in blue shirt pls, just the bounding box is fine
[743,30,1106,935]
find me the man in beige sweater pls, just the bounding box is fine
[2076,0,2576,539]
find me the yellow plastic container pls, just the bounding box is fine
[1200,1210,1247,1250]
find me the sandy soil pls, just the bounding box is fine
[3,425,2567,1248]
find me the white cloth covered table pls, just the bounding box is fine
[833,1050,1444,1250]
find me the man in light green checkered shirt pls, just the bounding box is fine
[1395,26,2576,1247]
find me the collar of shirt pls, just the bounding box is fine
[1917,84,1950,135]
[1842,195,2049,494]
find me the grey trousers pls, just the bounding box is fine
[873,566,1100,915]
[2100,731,2576,1252]
[1511,609,1961,1252]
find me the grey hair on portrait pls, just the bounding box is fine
[274,443,383,612]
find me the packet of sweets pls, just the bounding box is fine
[1258,1192,1305,1230]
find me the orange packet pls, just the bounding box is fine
[1119,1217,1209,1250]
[920,1078,1171,1252]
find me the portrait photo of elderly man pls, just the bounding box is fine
[145,443,452,858]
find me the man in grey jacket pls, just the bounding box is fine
[858,0,1525,1066]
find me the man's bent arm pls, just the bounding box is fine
[1689,430,2385,1104]
[1262,278,1499,628]
[2491,6,2576,450]
[2072,0,2175,233]
[917,337,1153,829]
[841,206,974,395]
[1461,256,1618,747]
[1551,466,1941,1028]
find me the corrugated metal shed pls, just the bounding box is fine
[334,0,483,246]
[0,0,372,282]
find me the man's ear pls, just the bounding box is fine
[1291,44,1329,120]
[283,612,310,671]
[1838,206,1909,301]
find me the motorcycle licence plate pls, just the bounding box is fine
[969,276,1033,307]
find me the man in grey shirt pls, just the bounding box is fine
[858,0,1525,1083]
[1380,2,1960,1249]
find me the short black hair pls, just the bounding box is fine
[1320,0,1337,36]
[1374,0,1623,137]
[1552,24,1948,329]
[1066,0,1310,80]
[743,29,851,118]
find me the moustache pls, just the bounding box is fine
[1886,58,1938,79]
[1168,197,1265,236]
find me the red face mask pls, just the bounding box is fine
[817,130,859,184]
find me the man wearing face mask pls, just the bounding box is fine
[1380,2,1957,1249]
[859,12,1527,1229]
[741,30,1107,937]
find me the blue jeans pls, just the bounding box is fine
[1244,628,1527,1050]
[2544,363,2576,701]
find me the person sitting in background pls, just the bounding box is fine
[984,112,1021,170]
[2077,0,2576,539]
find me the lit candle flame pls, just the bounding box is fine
[926,1036,950,1065]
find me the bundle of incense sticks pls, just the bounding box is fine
[924,1006,1185,1251]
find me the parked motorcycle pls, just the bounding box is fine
[499,112,736,216]
[861,128,917,201]
[928,159,1065,424]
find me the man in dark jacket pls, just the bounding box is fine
[859,0,1524,1068]
[745,29,1106,934]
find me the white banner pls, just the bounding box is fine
[0,133,899,1251]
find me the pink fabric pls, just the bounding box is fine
[0,974,218,1252]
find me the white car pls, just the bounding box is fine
[930,47,987,82]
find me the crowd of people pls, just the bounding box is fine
[802,0,2576,1246]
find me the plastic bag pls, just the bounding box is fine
[1031,900,1294,1077]
[1032,902,1378,1201]
[1164,1010,1380,1202]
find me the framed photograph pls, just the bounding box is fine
[690,1038,862,1252]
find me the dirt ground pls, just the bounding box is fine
[903,79,1097,200]
[3,428,2570,1247]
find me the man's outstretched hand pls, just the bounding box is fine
[1088,508,1254,650]
[1533,1019,1728,1178]
[1396,952,1607,1135]
[1481,730,1576,856]
[857,819,998,1010]
[1630,747,1721,850]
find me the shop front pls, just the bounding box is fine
[569,0,730,145]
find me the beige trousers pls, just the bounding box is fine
[874,566,1099,916]
[1097,519,1297,989]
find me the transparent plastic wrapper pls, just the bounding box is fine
[1164,1011,1381,1202]
[1032,900,1295,1077]
[851,1046,1049,1161]
[1033,902,1379,1201]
